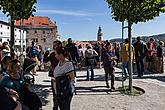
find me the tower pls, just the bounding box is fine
[97,25,103,41]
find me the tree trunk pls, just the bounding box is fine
[10,16,15,59]
[128,21,133,93]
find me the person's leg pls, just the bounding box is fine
[51,79,59,110]
[86,66,90,80]
[90,65,94,80]
[104,67,109,88]
[140,57,144,76]
[110,67,115,90]
[136,57,141,77]
[58,95,73,110]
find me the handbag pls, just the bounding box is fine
[56,75,74,96]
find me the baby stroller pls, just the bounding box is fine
[23,57,37,84]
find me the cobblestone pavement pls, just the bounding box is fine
[33,67,165,110]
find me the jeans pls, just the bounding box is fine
[136,56,145,76]
[57,94,73,110]
[123,61,129,77]
[87,66,94,80]
[104,67,115,88]
[86,58,94,80]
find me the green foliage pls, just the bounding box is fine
[118,86,145,96]
[0,0,37,20]
[106,0,165,24]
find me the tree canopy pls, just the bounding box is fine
[106,0,165,24]
[0,0,36,20]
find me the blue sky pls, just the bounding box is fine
[0,0,165,41]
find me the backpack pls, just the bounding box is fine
[86,49,94,58]
[27,47,38,58]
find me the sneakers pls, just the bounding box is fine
[111,87,115,92]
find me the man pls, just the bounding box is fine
[133,37,148,77]
[26,41,39,75]
[122,38,135,80]
[66,38,80,65]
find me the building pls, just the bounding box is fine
[15,16,59,50]
[0,20,26,51]
[97,25,103,41]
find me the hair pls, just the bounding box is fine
[67,38,72,43]
[125,38,129,43]
[55,46,68,57]
[159,41,164,45]
[150,38,154,42]
[8,59,20,73]
[1,56,12,65]
[137,36,141,42]
[105,42,111,50]
[54,40,62,46]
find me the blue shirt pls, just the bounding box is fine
[0,75,24,93]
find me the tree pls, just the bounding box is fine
[106,0,165,93]
[0,0,36,58]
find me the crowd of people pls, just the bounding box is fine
[0,36,164,110]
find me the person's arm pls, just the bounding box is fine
[64,62,75,80]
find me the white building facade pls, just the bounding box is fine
[0,20,26,51]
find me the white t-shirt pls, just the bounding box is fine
[53,61,74,77]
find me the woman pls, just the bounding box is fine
[103,42,116,91]
[0,59,24,93]
[0,59,30,110]
[53,46,75,110]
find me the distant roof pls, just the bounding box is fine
[15,16,56,27]
[0,20,9,26]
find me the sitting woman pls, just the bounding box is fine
[0,59,41,110]
[0,59,24,94]
[53,46,75,110]
[0,59,30,110]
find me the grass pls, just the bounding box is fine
[118,86,145,96]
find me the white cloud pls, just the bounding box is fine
[37,9,105,17]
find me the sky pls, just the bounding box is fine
[0,0,165,41]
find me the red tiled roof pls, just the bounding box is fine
[15,16,56,27]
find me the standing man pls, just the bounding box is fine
[66,38,80,66]
[133,37,148,77]
[122,38,135,80]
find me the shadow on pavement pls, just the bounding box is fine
[75,86,121,95]
[31,84,52,106]
[133,74,165,83]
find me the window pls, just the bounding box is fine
[0,39,2,42]
[19,40,21,43]
[7,26,9,29]
[43,31,45,34]
[15,40,17,43]
[1,25,2,28]
[19,30,21,32]
[15,29,17,31]
[35,30,37,33]
[0,32,2,35]
[43,38,46,43]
